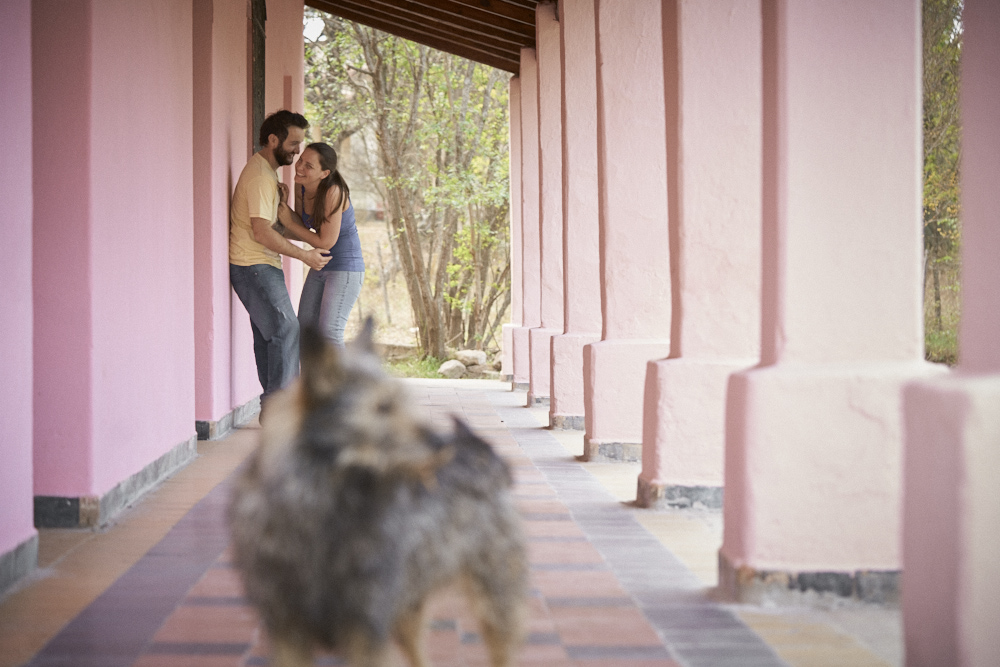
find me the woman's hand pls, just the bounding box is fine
[277,182,289,206]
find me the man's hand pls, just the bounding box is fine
[302,248,331,271]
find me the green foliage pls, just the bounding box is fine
[384,355,444,378]
[303,9,511,358]
[922,0,963,364]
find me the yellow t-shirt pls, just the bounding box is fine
[229,152,282,268]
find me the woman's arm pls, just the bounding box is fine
[275,186,344,251]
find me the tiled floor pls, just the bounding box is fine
[0,380,901,667]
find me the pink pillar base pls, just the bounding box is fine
[510,326,531,387]
[550,332,600,429]
[501,323,517,381]
[637,357,756,509]
[583,339,671,462]
[721,360,945,603]
[903,375,1000,667]
[528,327,560,405]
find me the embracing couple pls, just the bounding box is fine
[229,110,366,414]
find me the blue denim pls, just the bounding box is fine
[230,263,299,399]
[298,270,365,348]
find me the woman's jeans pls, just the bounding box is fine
[229,263,299,400]
[298,270,365,347]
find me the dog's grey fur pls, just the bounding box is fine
[228,321,527,667]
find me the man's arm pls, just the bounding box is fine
[251,217,330,271]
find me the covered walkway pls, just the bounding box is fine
[2,381,898,667]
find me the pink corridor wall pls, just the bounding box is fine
[15,0,305,536]
[0,0,37,567]
[32,0,196,502]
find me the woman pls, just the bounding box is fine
[277,142,365,348]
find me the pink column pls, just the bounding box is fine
[584,0,672,461]
[194,0,245,433]
[33,1,198,527]
[512,48,541,389]
[720,0,942,603]
[637,0,761,509]
[528,2,564,406]
[903,2,1000,664]
[549,0,600,430]
[0,0,38,593]
[269,0,307,310]
[501,76,523,381]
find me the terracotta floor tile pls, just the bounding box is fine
[132,655,244,667]
[152,604,259,644]
[550,606,664,647]
[532,570,628,598]
[523,519,586,538]
[187,565,247,598]
[528,539,605,565]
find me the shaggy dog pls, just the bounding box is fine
[228,321,527,667]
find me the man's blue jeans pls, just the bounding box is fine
[230,263,299,399]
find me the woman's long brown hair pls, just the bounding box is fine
[306,142,350,228]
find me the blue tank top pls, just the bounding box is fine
[301,186,365,272]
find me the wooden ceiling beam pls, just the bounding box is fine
[315,0,525,53]
[359,0,535,41]
[419,0,536,26]
[308,0,521,73]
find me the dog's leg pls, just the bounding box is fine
[271,637,313,667]
[466,571,526,667]
[394,602,430,667]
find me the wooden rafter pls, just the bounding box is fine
[305,0,539,75]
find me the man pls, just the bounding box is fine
[230,110,329,410]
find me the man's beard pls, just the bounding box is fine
[274,144,295,166]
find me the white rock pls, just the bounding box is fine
[455,349,488,367]
[438,359,467,379]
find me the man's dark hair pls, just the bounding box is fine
[259,110,308,147]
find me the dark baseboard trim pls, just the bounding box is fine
[195,395,261,440]
[0,534,38,599]
[512,382,530,391]
[527,394,550,407]
[550,414,585,430]
[34,435,198,529]
[636,478,723,509]
[718,552,900,606]
[581,439,641,463]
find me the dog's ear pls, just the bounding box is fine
[351,316,377,354]
[300,325,344,401]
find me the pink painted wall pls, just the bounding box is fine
[550,0,600,422]
[502,76,523,377]
[557,0,600,338]
[535,3,563,334]
[519,50,540,332]
[0,0,37,558]
[639,0,761,495]
[594,0,671,341]
[94,1,195,493]
[721,0,933,579]
[584,0,672,447]
[528,2,564,402]
[193,0,246,422]
[666,0,761,361]
[33,1,195,498]
[33,1,96,496]
[269,0,307,312]
[513,49,541,385]
[903,3,1000,664]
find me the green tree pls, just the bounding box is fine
[922,0,963,362]
[304,10,510,359]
